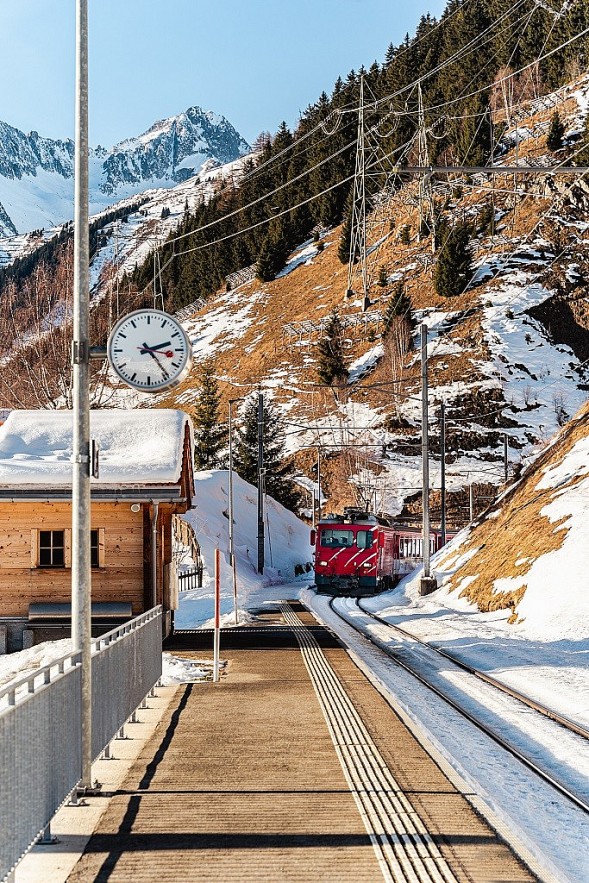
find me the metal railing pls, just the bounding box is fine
[0,606,163,883]
[178,564,203,592]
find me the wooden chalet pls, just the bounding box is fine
[0,409,195,651]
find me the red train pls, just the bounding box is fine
[311,508,452,596]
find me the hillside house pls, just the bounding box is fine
[0,409,195,651]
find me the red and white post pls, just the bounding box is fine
[213,547,221,682]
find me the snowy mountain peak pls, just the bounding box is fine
[102,105,249,194]
[0,106,250,233]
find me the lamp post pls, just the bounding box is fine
[72,0,92,793]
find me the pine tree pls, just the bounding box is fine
[256,230,289,282]
[317,310,349,387]
[192,359,227,470]
[433,223,473,297]
[546,111,565,151]
[382,284,414,337]
[234,394,301,511]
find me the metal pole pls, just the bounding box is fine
[440,401,446,546]
[228,401,235,566]
[420,324,435,595]
[151,502,159,608]
[469,482,474,521]
[72,0,92,792]
[213,548,220,682]
[316,446,321,524]
[228,400,238,625]
[504,433,509,482]
[257,393,264,574]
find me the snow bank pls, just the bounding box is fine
[176,470,312,628]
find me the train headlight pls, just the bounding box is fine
[319,560,328,566]
[362,562,372,568]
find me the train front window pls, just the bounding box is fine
[356,530,374,549]
[320,529,355,548]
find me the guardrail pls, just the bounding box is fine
[0,606,163,883]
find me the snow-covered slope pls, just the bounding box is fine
[0,107,249,235]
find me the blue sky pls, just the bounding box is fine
[1,0,447,147]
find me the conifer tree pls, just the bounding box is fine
[256,230,289,282]
[382,284,414,337]
[546,111,565,151]
[317,310,349,387]
[233,394,301,511]
[433,223,473,297]
[192,359,227,470]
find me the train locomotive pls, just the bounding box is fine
[311,507,450,596]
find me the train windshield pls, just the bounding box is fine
[356,530,374,549]
[320,529,355,548]
[320,529,374,548]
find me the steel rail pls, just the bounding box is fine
[329,597,589,817]
[357,599,589,742]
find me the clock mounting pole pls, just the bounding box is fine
[72,0,93,796]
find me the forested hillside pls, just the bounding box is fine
[128,0,589,308]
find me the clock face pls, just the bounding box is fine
[107,309,193,392]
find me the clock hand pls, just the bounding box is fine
[150,350,171,380]
[139,340,172,354]
[138,346,174,356]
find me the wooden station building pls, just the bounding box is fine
[0,409,195,651]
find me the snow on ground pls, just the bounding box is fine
[175,470,313,629]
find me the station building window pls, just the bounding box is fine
[31,528,105,568]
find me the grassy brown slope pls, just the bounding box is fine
[437,399,589,616]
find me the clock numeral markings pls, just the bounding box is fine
[171,331,180,338]
[147,376,151,387]
[131,372,137,383]
[118,332,126,339]
[147,316,151,325]
[160,319,167,328]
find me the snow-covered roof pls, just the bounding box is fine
[0,409,192,487]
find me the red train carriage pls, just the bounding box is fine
[311,508,452,596]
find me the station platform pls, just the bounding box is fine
[66,602,535,882]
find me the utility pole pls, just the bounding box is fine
[417,83,436,254]
[72,0,92,793]
[228,399,239,625]
[316,446,322,525]
[347,74,369,311]
[257,392,264,574]
[420,324,437,596]
[440,401,446,547]
[503,433,509,482]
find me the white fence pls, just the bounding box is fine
[0,607,163,883]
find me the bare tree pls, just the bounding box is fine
[0,242,117,409]
[383,315,412,425]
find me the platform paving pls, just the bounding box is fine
[66,606,536,882]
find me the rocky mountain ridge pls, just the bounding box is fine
[0,107,249,234]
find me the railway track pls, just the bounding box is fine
[357,599,589,741]
[328,595,589,817]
